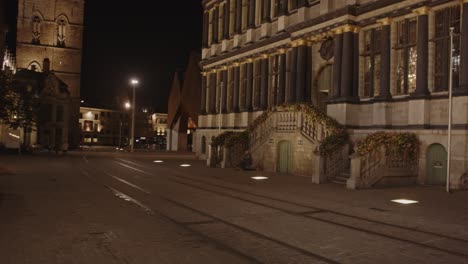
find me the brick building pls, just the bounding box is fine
[197,0,468,189]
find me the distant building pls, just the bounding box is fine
[166,53,201,152]
[149,112,168,149]
[79,107,130,146]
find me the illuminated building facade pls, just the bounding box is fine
[197,0,468,189]
[15,0,85,148]
[79,107,130,146]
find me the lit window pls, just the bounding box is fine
[363,28,382,97]
[395,18,417,95]
[434,6,460,92]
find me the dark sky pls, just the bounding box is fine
[81,1,202,112]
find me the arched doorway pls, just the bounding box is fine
[426,144,447,185]
[277,140,292,174]
[313,64,333,112]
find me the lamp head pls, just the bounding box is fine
[131,79,139,85]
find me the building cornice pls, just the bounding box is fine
[17,42,81,51]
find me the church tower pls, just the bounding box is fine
[15,0,84,147]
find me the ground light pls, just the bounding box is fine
[180,164,191,167]
[391,199,419,205]
[153,160,164,163]
[251,176,269,180]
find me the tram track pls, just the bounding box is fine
[81,155,339,264]
[109,156,468,260]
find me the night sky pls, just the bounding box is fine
[80,1,202,112]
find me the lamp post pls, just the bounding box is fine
[130,79,138,153]
[118,121,122,149]
[446,27,455,193]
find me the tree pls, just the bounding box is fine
[0,70,39,131]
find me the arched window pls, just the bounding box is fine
[28,61,42,72]
[56,16,68,47]
[32,15,41,44]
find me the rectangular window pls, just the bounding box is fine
[94,114,99,120]
[273,0,281,17]
[363,28,382,97]
[289,0,298,12]
[240,64,247,110]
[395,18,417,95]
[227,68,234,112]
[242,0,248,31]
[254,60,262,109]
[271,55,280,104]
[434,6,460,92]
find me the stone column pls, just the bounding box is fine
[202,11,209,48]
[378,18,392,100]
[248,0,256,29]
[296,40,307,102]
[262,0,271,23]
[332,29,343,98]
[223,0,230,39]
[209,71,217,114]
[340,26,354,99]
[278,51,286,105]
[213,6,219,44]
[306,42,313,103]
[246,60,254,111]
[352,27,360,98]
[236,0,242,34]
[461,1,468,91]
[261,55,269,109]
[221,69,228,113]
[201,73,207,114]
[413,6,430,96]
[233,64,240,112]
[288,45,298,103]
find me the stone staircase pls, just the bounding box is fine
[331,172,351,185]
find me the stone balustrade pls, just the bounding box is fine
[347,146,418,189]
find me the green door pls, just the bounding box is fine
[278,141,292,174]
[426,144,447,185]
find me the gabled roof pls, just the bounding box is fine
[167,52,201,129]
[14,69,69,97]
[167,71,182,127]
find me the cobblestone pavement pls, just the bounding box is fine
[1,151,467,264]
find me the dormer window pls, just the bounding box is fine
[57,17,67,47]
[32,15,41,44]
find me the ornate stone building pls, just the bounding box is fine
[15,0,84,148]
[197,0,468,189]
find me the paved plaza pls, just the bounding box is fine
[1,151,467,263]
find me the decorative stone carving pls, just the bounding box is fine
[319,37,334,61]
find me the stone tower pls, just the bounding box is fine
[15,0,84,147]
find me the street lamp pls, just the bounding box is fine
[130,79,138,152]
